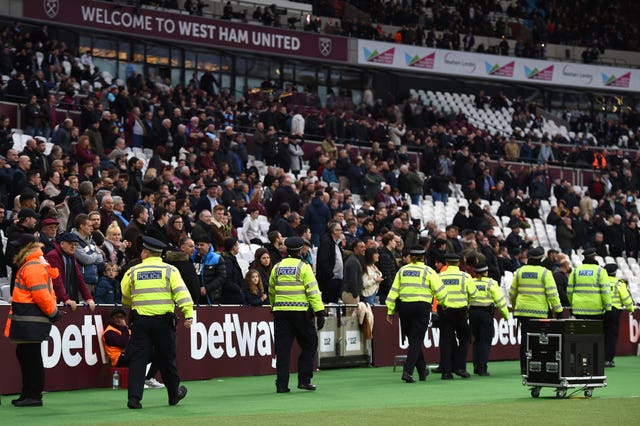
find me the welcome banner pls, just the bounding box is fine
[24,0,348,62]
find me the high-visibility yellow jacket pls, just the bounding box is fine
[471,276,509,319]
[121,256,193,318]
[510,264,562,318]
[386,261,448,316]
[269,257,324,312]
[568,263,611,316]
[608,276,634,312]
[439,265,476,308]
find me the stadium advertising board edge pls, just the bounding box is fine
[358,39,640,93]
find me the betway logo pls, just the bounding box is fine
[630,314,640,343]
[398,316,520,348]
[190,312,274,360]
[42,315,107,368]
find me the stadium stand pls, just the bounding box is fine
[0,13,639,309]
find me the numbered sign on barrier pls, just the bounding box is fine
[319,330,336,353]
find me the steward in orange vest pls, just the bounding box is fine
[102,306,131,366]
[4,242,63,407]
[592,152,607,169]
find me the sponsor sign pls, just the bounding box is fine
[525,65,554,81]
[1,306,638,394]
[485,60,515,77]
[23,0,348,62]
[358,39,640,92]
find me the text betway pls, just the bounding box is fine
[80,6,301,50]
[42,315,107,368]
[398,316,521,349]
[190,312,275,359]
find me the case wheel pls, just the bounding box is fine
[555,389,567,399]
[530,387,540,398]
[584,389,593,398]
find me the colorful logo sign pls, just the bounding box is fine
[525,65,554,81]
[364,47,395,64]
[602,72,631,88]
[485,61,515,77]
[405,52,435,69]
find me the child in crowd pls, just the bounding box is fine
[243,269,267,306]
[95,262,121,304]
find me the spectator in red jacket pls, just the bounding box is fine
[44,232,96,312]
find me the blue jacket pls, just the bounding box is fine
[191,246,226,304]
[304,197,332,245]
[95,276,121,304]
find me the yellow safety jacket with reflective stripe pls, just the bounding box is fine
[269,257,324,312]
[608,276,634,312]
[568,263,611,315]
[510,264,562,318]
[470,276,509,319]
[386,261,448,316]
[121,256,194,318]
[438,265,476,308]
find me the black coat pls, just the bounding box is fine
[316,234,342,284]
[376,246,397,303]
[222,254,246,305]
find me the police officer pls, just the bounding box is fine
[509,246,563,374]
[567,248,611,320]
[602,263,634,367]
[469,263,509,376]
[269,236,325,393]
[438,253,477,379]
[121,236,194,409]
[386,246,447,383]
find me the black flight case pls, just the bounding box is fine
[523,319,606,398]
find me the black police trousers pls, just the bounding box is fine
[603,308,621,362]
[128,314,181,402]
[440,307,471,375]
[469,307,494,374]
[274,311,318,389]
[398,301,430,377]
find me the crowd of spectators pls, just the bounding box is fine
[135,0,640,60]
[1,19,640,308]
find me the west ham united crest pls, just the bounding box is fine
[44,0,59,18]
[319,37,332,57]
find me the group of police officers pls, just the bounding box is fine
[386,245,635,382]
[8,230,634,407]
[97,237,640,404]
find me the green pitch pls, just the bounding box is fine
[2,357,639,425]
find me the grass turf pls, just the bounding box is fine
[2,357,638,425]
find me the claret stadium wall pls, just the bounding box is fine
[1,305,639,394]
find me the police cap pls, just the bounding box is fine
[142,236,167,253]
[284,236,305,250]
[444,253,460,263]
[604,263,618,276]
[582,247,597,258]
[474,263,489,273]
[528,246,545,260]
[409,246,425,255]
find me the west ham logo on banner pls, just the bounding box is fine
[44,0,59,18]
[319,37,332,57]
